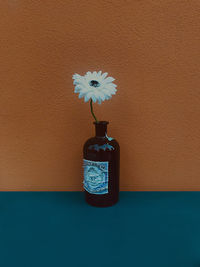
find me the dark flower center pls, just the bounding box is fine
[89,80,100,87]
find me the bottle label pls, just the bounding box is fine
[83,159,109,195]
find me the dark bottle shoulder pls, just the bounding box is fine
[83,136,120,151]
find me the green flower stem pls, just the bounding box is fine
[90,99,98,122]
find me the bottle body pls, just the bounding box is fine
[83,121,120,207]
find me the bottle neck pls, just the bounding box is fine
[94,121,109,137]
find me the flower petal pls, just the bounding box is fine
[103,84,117,93]
[72,73,81,79]
[98,91,106,101]
[86,71,92,76]
[102,72,108,79]
[102,89,112,97]
[78,92,85,98]
[97,71,102,76]
[84,94,90,102]
[91,95,97,103]
[103,76,115,83]
[74,85,82,93]
[86,91,93,100]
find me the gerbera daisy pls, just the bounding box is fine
[72,71,117,122]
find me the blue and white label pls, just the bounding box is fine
[83,159,109,195]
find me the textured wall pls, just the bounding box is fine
[1,0,200,191]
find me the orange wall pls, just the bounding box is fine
[1,0,200,191]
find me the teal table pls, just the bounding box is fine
[0,192,200,267]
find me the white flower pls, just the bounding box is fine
[72,71,117,104]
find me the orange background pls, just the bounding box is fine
[1,0,200,191]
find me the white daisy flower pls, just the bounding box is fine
[72,71,117,104]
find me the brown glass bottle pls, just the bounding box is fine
[83,121,120,207]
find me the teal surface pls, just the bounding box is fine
[0,192,200,267]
